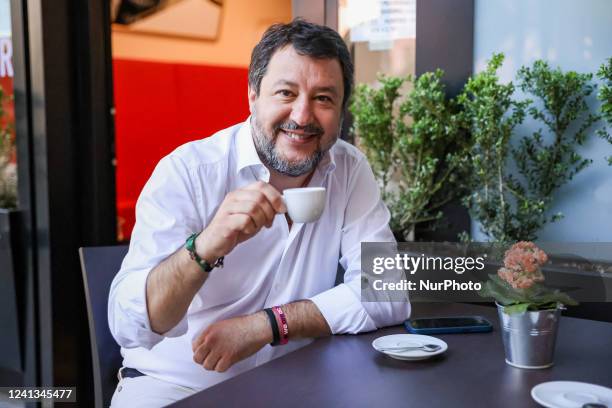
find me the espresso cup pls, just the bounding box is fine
[282,187,326,223]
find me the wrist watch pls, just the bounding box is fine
[185,232,224,272]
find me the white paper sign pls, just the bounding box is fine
[0,38,13,78]
[350,0,416,43]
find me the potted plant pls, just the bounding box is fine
[458,53,534,242]
[460,54,609,242]
[480,241,577,369]
[350,70,472,241]
[512,59,604,229]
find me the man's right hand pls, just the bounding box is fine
[195,181,286,262]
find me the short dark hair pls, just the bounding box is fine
[248,18,354,110]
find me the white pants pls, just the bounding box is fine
[110,368,197,408]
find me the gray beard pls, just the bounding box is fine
[251,115,326,177]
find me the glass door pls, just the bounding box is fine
[339,0,416,86]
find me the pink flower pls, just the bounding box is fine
[497,242,547,289]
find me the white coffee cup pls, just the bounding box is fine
[282,187,326,223]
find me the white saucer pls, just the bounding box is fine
[372,334,448,361]
[531,381,612,408]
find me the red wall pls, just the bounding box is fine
[113,59,250,239]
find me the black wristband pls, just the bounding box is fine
[264,308,280,346]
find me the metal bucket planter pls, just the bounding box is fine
[496,302,562,369]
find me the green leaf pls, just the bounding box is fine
[503,303,530,314]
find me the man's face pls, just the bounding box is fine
[249,45,344,177]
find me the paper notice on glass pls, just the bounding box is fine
[368,40,394,51]
[349,0,416,43]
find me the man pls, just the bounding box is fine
[109,19,410,407]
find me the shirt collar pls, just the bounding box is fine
[235,116,338,178]
[235,117,265,175]
[317,148,336,176]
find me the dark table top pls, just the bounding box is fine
[170,303,612,408]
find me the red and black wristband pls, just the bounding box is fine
[272,306,289,345]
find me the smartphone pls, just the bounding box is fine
[404,316,493,334]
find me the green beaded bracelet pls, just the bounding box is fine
[185,232,224,272]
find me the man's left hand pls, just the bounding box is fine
[192,312,272,373]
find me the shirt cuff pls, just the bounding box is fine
[309,282,377,334]
[109,268,189,350]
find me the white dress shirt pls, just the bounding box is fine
[108,118,411,390]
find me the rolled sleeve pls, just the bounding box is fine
[310,157,411,334]
[109,268,189,349]
[108,154,202,349]
[310,281,377,334]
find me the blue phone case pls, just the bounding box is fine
[404,316,493,335]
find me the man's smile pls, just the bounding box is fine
[279,129,319,145]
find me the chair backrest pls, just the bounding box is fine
[0,210,23,386]
[79,245,129,408]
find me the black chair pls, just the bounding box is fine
[0,210,24,387]
[79,245,129,408]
